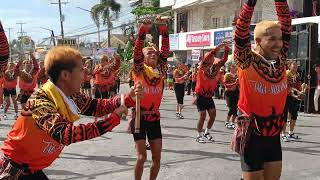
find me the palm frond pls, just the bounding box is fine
[91,4,105,28]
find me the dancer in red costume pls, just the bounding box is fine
[17,56,39,108]
[131,17,169,180]
[193,42,230,143]
[0,46,142,179]
[232,0,291,179]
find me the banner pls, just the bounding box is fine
[96,48,117,58]
[186,32,211,47]
[214,30,232,46]
[169,34,179,50]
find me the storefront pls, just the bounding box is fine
[160,27,233,65]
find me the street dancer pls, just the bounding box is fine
[81,59,93,97]
[17,56,39,108]
[93,55,120,98]
[193,42,230,143]
[224,63,239,129]
[3,62,19,119]
[0,46,142,179]
[130,17,169,180]
[282,61,306,141]
[232,0,291,179]
[173,63,189,119]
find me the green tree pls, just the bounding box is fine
[91,0,121,48]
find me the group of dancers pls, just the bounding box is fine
[0,0,318,179]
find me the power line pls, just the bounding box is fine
[51,0,69,39]
[16,22,26,54]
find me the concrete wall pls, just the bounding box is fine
[173,0,291,33]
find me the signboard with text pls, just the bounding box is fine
[214,30,233,46]
[169,34,179,50]
[186,32,211,47]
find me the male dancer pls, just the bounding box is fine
[0,46,142,179]
[81,59,93,97]
[234,0,291,179]
[131,17,169,180]
[224,63,239,129]
[17,56,39,108]
[282,61,306,141]
[93,55,120,98]
[3,62,19,119]
[193,43,230,143]
[173,63,189,119]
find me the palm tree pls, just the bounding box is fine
[91,0,121,48]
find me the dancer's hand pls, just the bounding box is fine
[129,82,143,100]
[139,18,153,31]
[114,105,128,118]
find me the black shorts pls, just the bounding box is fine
[3,88,16,97]
[133,120,162,141]
[225,90,239,116]
[196,95,216,112]
[174,83,185,104]
[81,81,91,89]
[283,95,300,122]
[20,94,31,104]
[240,134,282,172]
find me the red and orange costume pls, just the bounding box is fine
[233,0,291,172]
[93,56,120,98]
[234,0,291,136]
[17,58,39,104]
[130,24,169,140]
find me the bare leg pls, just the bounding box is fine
[149,139,162,180]
[263,161,282,180]
[134,140,147,180]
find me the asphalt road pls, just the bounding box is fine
[1,84,320,180]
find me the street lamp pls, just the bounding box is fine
[40,27,56,46]
[76,6,101,48]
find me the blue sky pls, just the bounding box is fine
[0,0,134,44]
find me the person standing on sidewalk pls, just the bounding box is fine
[313,64,320,113]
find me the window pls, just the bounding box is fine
[254,11,262,23]
[222,16,230,27]
[177,12,188,32]
[212,17,221,29]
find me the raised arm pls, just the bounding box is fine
[234,0,257,68]
[159,25,170,63]
[201,44,230,70]
[275,0,291,53]
[32,56,40,75]
[0,21,9,72]
[133,26,148,74]
[108,54,121,71]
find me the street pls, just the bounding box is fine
[1,84,320,180]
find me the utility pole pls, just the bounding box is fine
[16,22,26,57]
[76,7,101,48]
[6,28,13,62]
[51,0,68,39]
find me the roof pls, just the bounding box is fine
[101,34,129,48]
